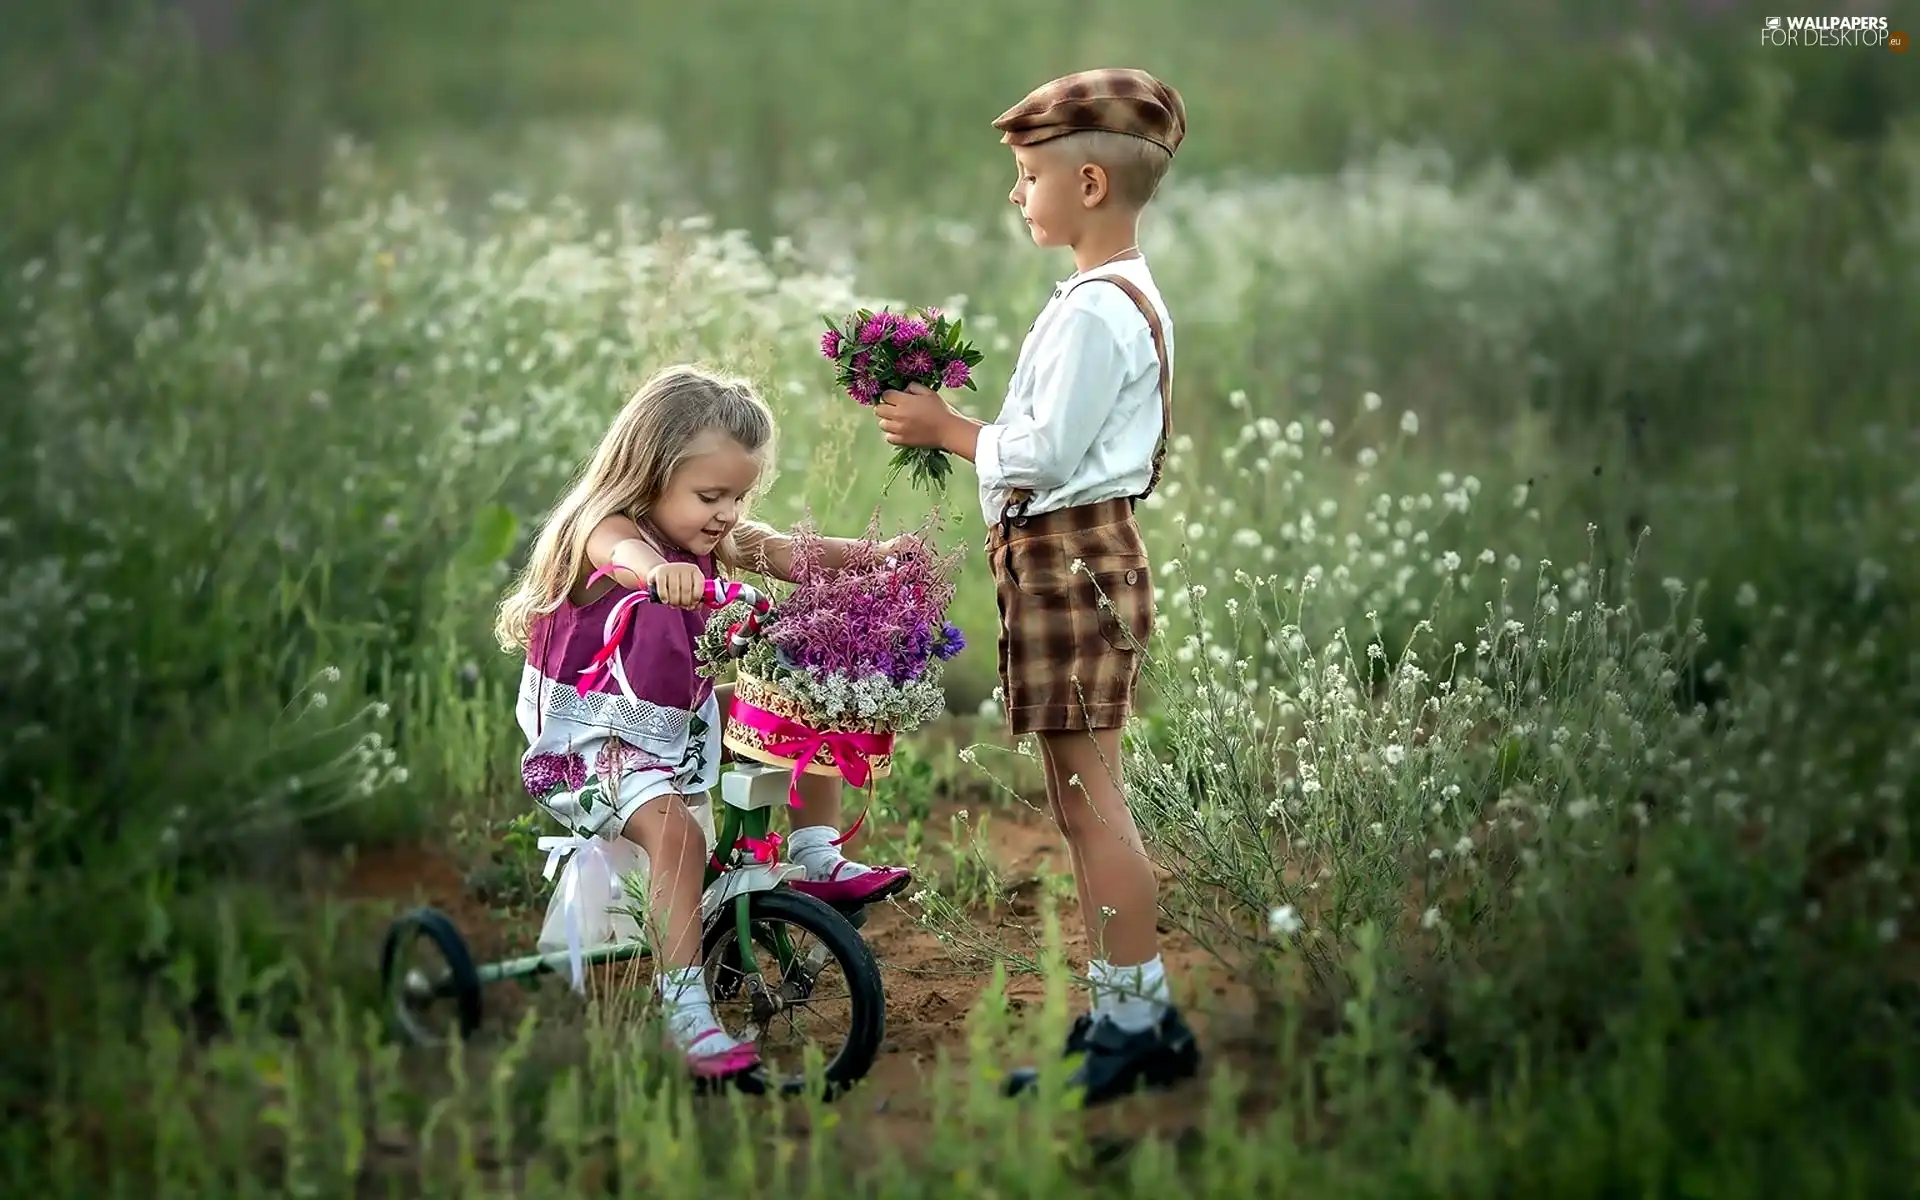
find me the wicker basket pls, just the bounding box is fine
[722,670,894,780]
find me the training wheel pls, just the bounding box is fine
[379,906,483,1045]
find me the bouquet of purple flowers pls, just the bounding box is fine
[820,306,983,494]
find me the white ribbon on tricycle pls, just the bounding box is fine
[536,834,643,994]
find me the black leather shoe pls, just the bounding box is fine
[1002,1007,1200,1107]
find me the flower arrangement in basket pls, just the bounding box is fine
[694,521,967,803]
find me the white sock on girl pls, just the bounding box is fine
[785,824,872,881]
[655,964,743,1055]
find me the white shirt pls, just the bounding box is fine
[972,256,1174,528]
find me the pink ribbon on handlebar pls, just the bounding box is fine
[727,695,893,809]
[575,590,648,696]
[572,567,769,696]
[711,578,767,648]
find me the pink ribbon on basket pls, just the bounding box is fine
[727,695,893,810]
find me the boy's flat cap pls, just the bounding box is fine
[992,68,1186,156]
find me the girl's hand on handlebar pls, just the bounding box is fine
[647,562,707,609]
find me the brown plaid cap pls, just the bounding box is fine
[992,68,1187,156]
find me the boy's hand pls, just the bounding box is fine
[875,383,957,450]
[646,562,706,608]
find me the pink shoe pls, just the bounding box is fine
[790,863,913,908]
[682,1028,763,1080]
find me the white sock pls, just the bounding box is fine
[655,965,741,1055]
[785,825,872,882]
[1089,955,1172,1034]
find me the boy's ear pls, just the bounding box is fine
[1078,162,1110,207]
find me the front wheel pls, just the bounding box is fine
[700,887,885,1097]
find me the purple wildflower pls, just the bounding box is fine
[851,350,872,372]
[820,329,842,359]
[897,348,935,378]
[850,375,882,405]
[941,359,972,389]
[933,622,966,660]
[893,622,937,682]
[858,312,897,344]
[891,318,930,346]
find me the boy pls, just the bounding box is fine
[874,67,1199,1107]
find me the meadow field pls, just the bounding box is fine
[2,1,1918,1195]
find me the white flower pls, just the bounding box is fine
[1268,905,1303,936]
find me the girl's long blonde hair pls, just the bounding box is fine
[493,364,778,652]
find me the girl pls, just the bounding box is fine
[494,363,912,1081]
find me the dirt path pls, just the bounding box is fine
[329,785,1265,1149]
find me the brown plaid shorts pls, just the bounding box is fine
[987,498,1156,734]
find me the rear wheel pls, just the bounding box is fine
[380,907,483,1045]
[700,888,885,1098]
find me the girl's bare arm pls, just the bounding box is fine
[725,520,902,582]
[584,514,670,590]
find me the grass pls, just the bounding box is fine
[3,4,1920,1195]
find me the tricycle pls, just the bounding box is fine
[377,579,889,1097]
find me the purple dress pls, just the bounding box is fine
[515,544,725,838]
